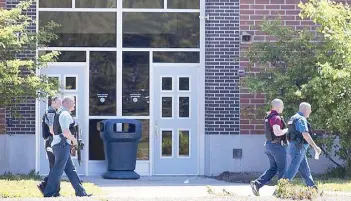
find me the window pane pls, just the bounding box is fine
[168,0,199,9]
[89,52,116,116]
[179,130,189,156]
[153,52,199,63]
[162,130,172,157]
[89,119,149,160]
[76,0,117,8]
[162,97,172,118]
[65,77,77,90]
[179,77,189,91]
[179,97,189,118]
[39,0,72,8]
[39,12,116,47]
[122,52,150,116]
[123,13,199,48]
[123,0,163,8]
[39,51,86,62]
[162,77,172,91]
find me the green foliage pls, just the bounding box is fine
[275,179,319,200]
[244,0,351,175]
[0,170,41,181]
[0,0,60,118]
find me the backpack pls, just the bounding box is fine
[41,110,56,139]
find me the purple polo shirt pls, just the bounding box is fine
[269,110,283,129]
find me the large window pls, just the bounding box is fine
[123,13,200,48]
[122,52,149,116]
[89,52,117,116]
[39,12,116,47]
[75,0,117,8]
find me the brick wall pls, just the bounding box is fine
[205,0,240,135]
[239,0,351,135]
[5,0,36,135]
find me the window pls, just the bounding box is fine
[168,0,199,9]
[39,0,72,8]
[123,0,163,8]
[122,52,149,116]
[153,52,200,63]
[162,130,173,157]
[38,51,86,62]
[39,12,116,47]
[89,52,117,116]
[123,13,199,48]
[75,0,117,8]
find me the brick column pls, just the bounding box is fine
[205,0,241,135]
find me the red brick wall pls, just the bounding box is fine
[0,0,5,134]
[239,0,351,135]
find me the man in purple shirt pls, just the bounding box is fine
[250,99,288,196]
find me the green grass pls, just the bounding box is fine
[0,171,102,198]
[290,177,351,192]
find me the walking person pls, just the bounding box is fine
[282,102,322,188]
[43,97,91,197]
[37,96,62,196]
[250,99,289,196]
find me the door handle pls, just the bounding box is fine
[154,124,159,138]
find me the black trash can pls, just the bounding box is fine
[99,119,142,179]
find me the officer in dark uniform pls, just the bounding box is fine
[42,97,90,197]
[250,99,288,196]
[37,96,61,196]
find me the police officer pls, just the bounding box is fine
[250,99,288,196]
[37,96,61,196]
[283,102,321,188]
[43,97,90,197]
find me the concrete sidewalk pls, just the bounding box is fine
[83,176,276,198]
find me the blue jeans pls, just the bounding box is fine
[43,141,87,197]
[283,141,315,187]
[255,141,287,189]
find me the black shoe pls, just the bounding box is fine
[78,193,92,197]
[37,184,44,196]
[250,181,260,196]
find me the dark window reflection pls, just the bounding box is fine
[89,119,149,160]
[39,12,116,47]
[76,0,117,8]
[162,97,173,118]
[123,13,199,48]
[162,77,172,91]
[168,0,199,9]
[153,52,199,63]
[89,52,116,116]
[123,0,163,8]
[39,0,72,8]
[162,130,173,156]
[179,77,190,91]
[179,97,190,118]
[39,51,86,62]
[179,130,190,156]
[65,77,76,90]
[122,52,149,116]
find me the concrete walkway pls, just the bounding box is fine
[83,176,276,198]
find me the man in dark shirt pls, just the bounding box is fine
[37,96,61,196]
[250,99,288,196]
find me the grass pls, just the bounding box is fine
[291,177,351,192]
[0,170,103,198]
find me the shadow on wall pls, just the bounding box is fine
[0,135,36,174]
